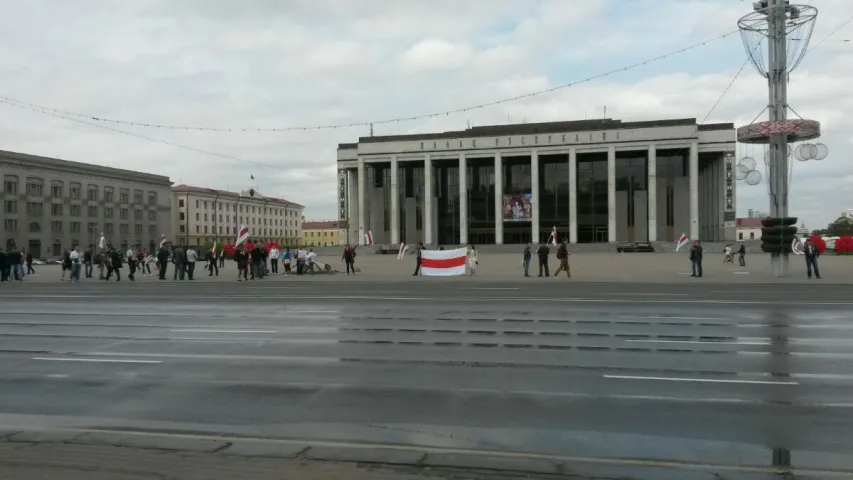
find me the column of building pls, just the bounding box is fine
[424,155,433,245]
[357,158,366,245]
[568,148,578,244]
[494,153,503,244]
[607,145,616,242]
[689,141,699,240]
[530,150,539,243]
[458,154,468,244]
[647,144,657,242]
[390,156,399,245]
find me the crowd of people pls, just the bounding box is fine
[0,242,324,283]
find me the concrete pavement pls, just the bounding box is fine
[15,251,853,283]
[0,282,852,478]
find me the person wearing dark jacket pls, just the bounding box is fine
[522,243,532,277]
[0,250,8,282]
[412,243,423,276]
[84,248,93,278]
[536,243,550,277]
[26,251,35,275]
[206,250,219,276]
[737,244,746,266]
[234,247,249,281]
[8,248,23,281]
[60,250,72,281]
[342,245,356,275]
[554,241,571,278]
[804,239,822,279]
[105,248,123,281]
[690,241,704,277]
[157,247,169,280]
[250,246,264,279]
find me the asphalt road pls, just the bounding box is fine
[1,280,852,475]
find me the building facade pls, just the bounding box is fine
[1,149,172,257]
[736,217,762,241]
[302,220,347,247]
[170,185,304,247]
[336,118,737,246]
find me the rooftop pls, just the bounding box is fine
[736,218,764,228]
[172,184,304,208]
[302,220,342,230]
[0,149,172,185]
[338,117,735,149]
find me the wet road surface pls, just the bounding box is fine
[1,280,852,474]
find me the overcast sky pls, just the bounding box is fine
[1,0,850,230]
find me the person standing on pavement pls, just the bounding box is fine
[106,247,123,281]
[157,246,169,280]
[804,238,822,279]
[553,240,571,278]
[235,246,249,281]
[98,250,108,280]
[282,248,292,276]
[126,247,137,281]
[689,240,703,278]
[206,248,219,276]
[737,243,746,267]
[25,250,35,275]
[173,246,186,281]
[412,242,424,276]
[250,245,264,279]
[69,246,81,283]
[536,243,550,277]
[522,243,532,277]
[269,246,280,274]
[467,245,478,275]
[0,249,7,282]
[83,248,93,278]
[307,248,317,275]
[185,247,198,280]
[8,247,23,281]
[342,244,356,275]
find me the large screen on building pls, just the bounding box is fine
[502,193,532,221]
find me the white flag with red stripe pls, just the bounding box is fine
[159,234,167,248]
[421,247,466,276]
[236,225,249,246]
[791,236,804,255]
[211,241,218,258]
[675,233,690,252]
[397,243,408,260]
[364,230,373,245]
[548,226,558,246]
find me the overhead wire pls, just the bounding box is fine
[0,29,741,133]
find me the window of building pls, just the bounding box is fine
[26,180,44,196]
[26,202,43,216]
[750,232,755,240]
[204,214,208,221]
[134,190,143,204]
[179,225,186,233]
[70,222,81,233]
[4,219,17,231]
[120,208,129,219]
[120,224,129,234]
[4,176,18,194]
[204,226,208,233]
[196,225,200,233]
[104,223,114,233]
[738,232,743,240]
[148,210,156,221]
[196,213,199,221]
[70,184,81,199]
[135,209,143,220]
[4,200,17,214]
[51,203,63,216]
[87,185,98,201]
[29,221,41,233]
[51,182,63,197]
[149,224,156,235]
[196,200,200,208]
[179,199,185,208]
[70,204,81,217]
[120,190,129,203]
[148,192,157,205]
[135,224,142,234]
[204,201,208,209]
[179,212,185,220]
[51,220,63,232]
[104,207,114,218]
[87,205,98,217]
[104,188,114,202]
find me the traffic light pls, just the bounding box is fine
[760,217,798,254]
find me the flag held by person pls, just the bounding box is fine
[421,247,467,276]
[159,234,167,248]
[98,233,106,250]
[364,230,373,245]
[397,243,407,260]
[675,233,690,252]
[548,226,557,246]
[211,241,218,258]
[236,225,249,246]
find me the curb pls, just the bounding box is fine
[1,427,851,479]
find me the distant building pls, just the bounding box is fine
[337,117,737,246]
[1,149,172,257]
[747,209,769,218]
[736,217,762,241]
[170,185,303,247]
[302,220,347,247]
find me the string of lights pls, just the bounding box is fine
[0,97,284,171]
[0,29,741,134]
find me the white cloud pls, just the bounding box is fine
[0,0,851,229]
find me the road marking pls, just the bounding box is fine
[677,272,692,275]
[625,339,771,346]
[46,374,69,378]
[733,271,750,275]
[603,374,797,385]
[464,287,520,290]
[620,315,726,321]
[32,357,163,364]
[604,293,688,296]
[168,329,279,334]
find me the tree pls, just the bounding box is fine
[826,216,853,237]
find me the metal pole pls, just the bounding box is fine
[767,0,789,277]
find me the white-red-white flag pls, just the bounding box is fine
[211,241,218,258]
[549,226,558,246]
[791,236,804,255]
[397,243,408,260]
[675,233,690,252]
[421,247,467,276]
[364,230,373,245]
[159,234,167,248]
[236,225,249,246]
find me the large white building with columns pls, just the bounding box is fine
[337,118,737,246]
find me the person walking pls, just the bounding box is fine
[536,243,550,277]
[186,247,198,280]
[69,246,82,283]
[737,243,746,266]
[553,240,571,278]
[412,243,424,276]
[25,250,35,275]
[522,243,532,277]
[269,246,280,274]
[342,245,356,275]
[690,240,704,278]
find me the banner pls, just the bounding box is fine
[421,247,467,276]
[502,194,532,221]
